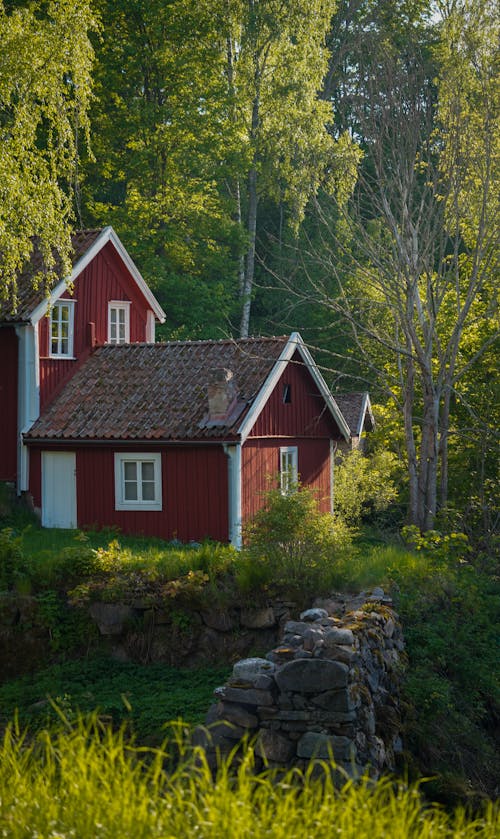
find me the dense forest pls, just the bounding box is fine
[0,0,498,539]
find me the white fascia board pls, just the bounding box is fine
[357,392,375,436]
[292,335,351,442]
[30,226,166,325]
[238,331,351,444]
[237,334,298,444]
[107,228,166,323]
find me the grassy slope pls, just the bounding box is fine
[0,717,499,838]
[1,489,499,804]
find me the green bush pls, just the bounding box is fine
[334,448,401,526]
[0,528,24,591]
[237,485,353,599]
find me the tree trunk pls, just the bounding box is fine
[404,357,419,526]
[418,386,440,531]
[239,164,258,338]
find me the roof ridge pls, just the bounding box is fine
[97,335,289,349]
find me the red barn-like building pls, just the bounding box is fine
[24,334,351,546]
[0,227,165,490]
[1,226,365,547]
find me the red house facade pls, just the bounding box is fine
[1,227,367,547]
[23,335,351,547]
[0,227,166,490]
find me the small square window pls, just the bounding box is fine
[280,446,298,494]
[50,301,75,357]
[108,302,130,344]
[114,453,162,511]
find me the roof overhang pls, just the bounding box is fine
[357,393,375,436]
[237,331,351,444]
[29,226,166,325]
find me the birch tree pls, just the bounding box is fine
[276,0,499,530]
[0,0,96,308]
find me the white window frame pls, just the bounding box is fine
[114,452,162,511]
[49,300,75,358]
[108,301,131,344]
[280,446,298,495]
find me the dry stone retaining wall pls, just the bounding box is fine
[199,589,405,778]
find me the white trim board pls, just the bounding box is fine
[30,227,166,326]
[237,332,350,444]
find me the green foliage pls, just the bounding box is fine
[0,657,230,740]
[334,449,401,526]
[0,528,23,591]
[238,485,353,599]
[34,590,95,653]
[0,715,498,837]
[0,0,97,307]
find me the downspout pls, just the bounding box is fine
[15,323,40,493]
[330,440,338,516]
[223,443,242,549]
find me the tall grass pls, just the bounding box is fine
[0,715,498,838]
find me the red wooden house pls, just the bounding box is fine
[0,227,166,490]
[23,333,351,546]
[1,226,364,547]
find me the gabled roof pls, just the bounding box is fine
[0,227,165,324]
[333,392,374,437]
[24,333,350,443]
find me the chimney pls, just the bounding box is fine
[208,368,237,421]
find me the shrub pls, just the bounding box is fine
[237,485,353,598]
[0,528,24,591]
[334,448,401,526]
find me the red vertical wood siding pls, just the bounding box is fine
[249,350,340,439]
[30,444,229,542]
[0,328,19,480]
[242,438,331,522]
[38,242,153,410]
[241,351,337,523]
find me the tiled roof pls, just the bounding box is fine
[25,337,290,442]
[0,230,103,322]
[334,392,374,435]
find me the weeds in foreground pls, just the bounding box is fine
[0,715,498,838]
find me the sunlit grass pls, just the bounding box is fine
[0,715,497,838]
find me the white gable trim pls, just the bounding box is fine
[237,332,350,444]
[30,227,166,325]
[357,393,375,437]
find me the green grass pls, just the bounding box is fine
[0,716,498,838]
[0,656,230,743]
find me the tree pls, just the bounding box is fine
[82,0,355,339]
[272,0,499,530]
[0,0,96,308]
[227,0,342,337]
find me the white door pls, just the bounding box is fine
[42,452,77,528]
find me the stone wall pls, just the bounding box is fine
[198,589,405,778]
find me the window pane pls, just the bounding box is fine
[124,462,137,481]
[142,481,155,501]
[124,482,138,500]
[141,462,155,481]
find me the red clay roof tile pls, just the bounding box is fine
[25,337,290,442]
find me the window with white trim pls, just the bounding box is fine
[50,300,75,357]
[114,453,162,511]
[108,301,130,344]
[280,446,298,495]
